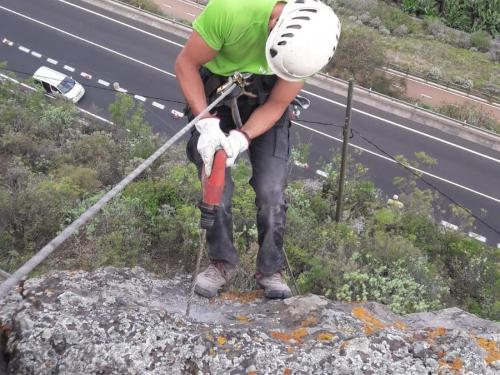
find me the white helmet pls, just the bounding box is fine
[266,0,341,81]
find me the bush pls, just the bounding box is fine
[328,26,386,86]
[470,30,491,52]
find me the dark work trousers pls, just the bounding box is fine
[186,94,290,276]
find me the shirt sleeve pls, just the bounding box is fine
[192,0,227,51]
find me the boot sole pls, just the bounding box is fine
[264,289,292,299]
[194,284,218,299]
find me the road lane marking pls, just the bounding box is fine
[2,37,14,46]
[134,95,146,102]
[441,220,458,231]
[316,170,328,178]
[186,12,196,17]
[3,5,498,201]
[468,232,486,243]
[293,121,500,204]
[152,101,165,109]
[18,45,30,53]
[80,72,92,79]
[98,79,110,87]
[0,5,175,78]
[63,65,75,72]
[11,3,498,166]
[55,0,184,47]
[46,58,58,65]
[30,51,42,58]
[117,87,128,93]
[302,89,500,165]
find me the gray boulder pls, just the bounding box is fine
[1,267,499,374]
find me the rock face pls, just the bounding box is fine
[0,267,499,375]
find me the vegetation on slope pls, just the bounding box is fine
[0,79,498,320]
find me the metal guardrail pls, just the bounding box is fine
[386,63,500,104]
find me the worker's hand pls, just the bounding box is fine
[225,130,250,168]
[196,118,232,176]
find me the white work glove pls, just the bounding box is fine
[196,118,232,176]
[225,130,250,168]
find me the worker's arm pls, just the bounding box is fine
[175,31,219,117]
[240,79,305,140]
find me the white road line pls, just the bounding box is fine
[134,95,146,102]
[43,1,500,166]
[316,170,328,178]
[30,2,499,166]
[293,121,500,204]
[441,220,458,231]
[468,232,487,243]
[98,79,110,87]
[55,0,184,47]
[63,65,75,72]
[301,89,500,166]
[152,101,165,109]
[80,72,92,79]
[117,87,128,93]
[2,37,14,46]
[186,12,196,17]
[3,4,498,205]
[47,58,58,65]
[31,51,42,58]
[0,5,175,78]
[18,45,30,53]
[420,94,432,99]
[293,161,309,168]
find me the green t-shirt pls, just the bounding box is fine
[193,0,282,76]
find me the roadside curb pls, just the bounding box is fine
[80,0,500,152]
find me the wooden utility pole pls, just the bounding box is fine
[335,79,354,222]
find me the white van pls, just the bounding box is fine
[33,66,85,103]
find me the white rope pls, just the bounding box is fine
[0,80,238,300]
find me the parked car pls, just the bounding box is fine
[33,66,85,103]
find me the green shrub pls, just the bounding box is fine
[470,30,491,52]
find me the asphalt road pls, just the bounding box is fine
[0,0,499,246]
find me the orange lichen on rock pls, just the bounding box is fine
[317,332,335,341]
[394,321,407,330]
[217,336,227,346]
[300,314,318,327]
[439,357,464,374]
[234,315,251,323]
[217,290,264,304]
[352,306,386,335]
[271,327,309,343]
[284,368,292,375]
[428,327,447,341]
[476,338,500,364]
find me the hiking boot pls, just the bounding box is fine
[194,261,236,298]
[256,272,292,299]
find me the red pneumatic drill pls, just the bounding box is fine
[199,150,227,229]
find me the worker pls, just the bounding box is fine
[175,0,341,299]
